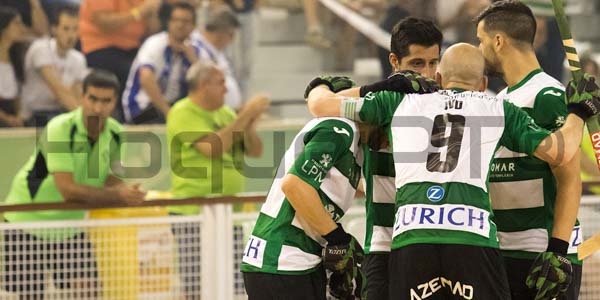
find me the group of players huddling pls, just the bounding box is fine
[241,1,598,299]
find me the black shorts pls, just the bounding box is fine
[3,230,99,296]
[243,266,326,300]
[389,243,511,300]
[503,256,582,300]
[364,252,390,300]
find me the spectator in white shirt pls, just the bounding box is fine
[122,2,199,124]
[192,5,243,110]
[21,5,87,127]
[0,7,25,127]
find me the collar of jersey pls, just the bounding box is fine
[73,107,87,135]
[448,88,467,93]
[507,68,543,94]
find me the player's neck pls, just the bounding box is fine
[501,49,541,88]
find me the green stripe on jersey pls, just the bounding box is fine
[363,146,396,253]
[241,118,362,274]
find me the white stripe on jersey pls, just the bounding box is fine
[369,225,393,252]
[277,245,322,271]
[372,175,395,204]
[490,179,544,210]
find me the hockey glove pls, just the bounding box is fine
[322,224,364,273]
[359,70,439,97]
[525,237,573,300]
[328,264,367,300]
[565,73,600,120]
[304,75,356,99]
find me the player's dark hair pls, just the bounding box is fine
[50,4,79,26]
[474,0,537,46]
[390,17,443,60]
[83,69,120,96]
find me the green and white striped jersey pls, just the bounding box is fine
[363,144,395,254]
[346,89,551,250]
[241,118,362,275]
[490,69,582,264]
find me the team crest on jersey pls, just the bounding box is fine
[320,154,332,167]
[426,186,445,202]
[555,116,566,128]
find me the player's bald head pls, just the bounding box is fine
[439,43,486,89]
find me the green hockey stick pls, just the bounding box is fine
[551,0,600,168]
[551,0,600,260]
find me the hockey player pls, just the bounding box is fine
[305,43,599,300]
[475,1,582,299]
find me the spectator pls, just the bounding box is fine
[3,0,49,37]
[192,5,244,109]
[440,0,491,45]
[303,0,332,49]
[79,0,162,122]
[122,2,199,124]
[167,60,268,297]
[3,70,145,298]
[0,7,25,127]
[21,5,87,127]
[222,0,258,101]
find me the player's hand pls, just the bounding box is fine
[328,265,366,299]
[525,238,573,300]
[359,70,439,96]
[304,75,356,99]
[566,73,600,120]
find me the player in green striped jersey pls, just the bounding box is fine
[306,43,599,300]
[360,17,442,300]
[476,2,582,299]
[241,111,365,298]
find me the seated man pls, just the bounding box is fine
[122,2,198,124]
[21,5,87,127]
[3,70,145,298]
[167,60,268,297]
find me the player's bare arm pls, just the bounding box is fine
[280,174,338,235]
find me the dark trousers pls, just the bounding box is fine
[389,243,511,300]
[364,252,389,300]
[504,256,582,300]
[243,266,327,300]
[86,47,138,122]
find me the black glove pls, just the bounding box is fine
[566,73,600,120]
[359,70,439,97]
[323,224,366,299]
[328,267,366,300]
[525,237,573,300]
[304,75,356,99]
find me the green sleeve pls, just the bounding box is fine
[357,91,404,126]
[288,120,355,190]
[43,120,74,173]
[531,87,567,132]
[499,101,551,155]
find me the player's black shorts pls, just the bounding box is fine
[364,252,390,300]
[389,243,511,300]
[243,266,326,300]
[503,256,582,300]
[3,229,99,296]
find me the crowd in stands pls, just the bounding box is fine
[0,0,598,128]
[0,0,260,128]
